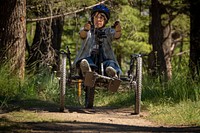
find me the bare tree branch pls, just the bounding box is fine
[172,50,189,56]
[27,0,109,22]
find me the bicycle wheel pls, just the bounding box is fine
[85,86,95,108]
[60,53,67,112]
[135,56,142,114]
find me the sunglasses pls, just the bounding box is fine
[94,12,107,21]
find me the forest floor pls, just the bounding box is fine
[0,99,200,132]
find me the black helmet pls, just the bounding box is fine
[91,4,110,22]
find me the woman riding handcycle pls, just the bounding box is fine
[60,4,145,114]
[73,4,122,92]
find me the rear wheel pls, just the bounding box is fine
[135,56,142,114]
[85,86,95,108]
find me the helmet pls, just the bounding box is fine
[91,4,110,22]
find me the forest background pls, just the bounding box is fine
[0,0,200,126]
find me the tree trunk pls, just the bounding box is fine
[189,0,200,80]
[148,0,173,81]
[0,0,26,79]
[51,17,64,72]
[27,20,53,72]
[27,17,64,73]
[26,22,41,72]
[148,0,165,78]
[162,24,173,80]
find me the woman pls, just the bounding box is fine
[73,4,122,78]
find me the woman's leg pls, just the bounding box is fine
[103,60,121,78]
[80,56,98,77]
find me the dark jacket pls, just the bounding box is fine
[73,27,121,71]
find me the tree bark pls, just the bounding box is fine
[148,0,173,81]
[26,22,42,72]
[0,0,26,79]
[27,20,53,72]
[189,0,200,80]
[27,17,64,73]
[162,24,173,80]
[51,17,64,72]
[148,0,165,78]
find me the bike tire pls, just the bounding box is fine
[135,56,142,114]
[85,86,95,108]
[60,53,67,112]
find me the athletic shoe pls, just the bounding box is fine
[80,59,91,77]
[106,66,118,78]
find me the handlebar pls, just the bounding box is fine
[95,29,107,39]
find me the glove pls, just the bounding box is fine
[112,21,121,32]
[83,21,91,31]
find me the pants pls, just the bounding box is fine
[84,56,121,76]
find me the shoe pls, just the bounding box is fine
[106,66,118,78]
[80,59,91,77]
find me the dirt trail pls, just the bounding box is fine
[1,100,200,132]
[34,107,199,132]
[1,107,200,132]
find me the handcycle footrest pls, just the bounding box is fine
[108,78,121,92]
[84,71,121,92]
[84,71,96,87]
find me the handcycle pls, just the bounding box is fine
[59,29,147,114]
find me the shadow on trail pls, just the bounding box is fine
[28,122,200,132]
[1,99,60,113]
[1,99,129,115]
[65,106,126,114]
[1,118,200,132]
[1,100,200,132]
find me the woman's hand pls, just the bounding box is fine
[113,21,121,32]
[80,22,91,39]
[84,21,91,31]
[112,21,121,39]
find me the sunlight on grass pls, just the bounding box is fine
[148,100,200,126]
[2,110,64,123]
[94,89,135,107]
[0,66,60,108]
[7,111,43,122]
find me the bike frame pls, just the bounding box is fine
[59,39,147,114]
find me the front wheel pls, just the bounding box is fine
[60,53,67,112]
[135,56,142,114]
[85,86,95,108]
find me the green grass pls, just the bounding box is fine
[142,76,200,106]
[94,89,135,107]
[1,61,200,126]
[0,66,60,109]
[148,100,200,126]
